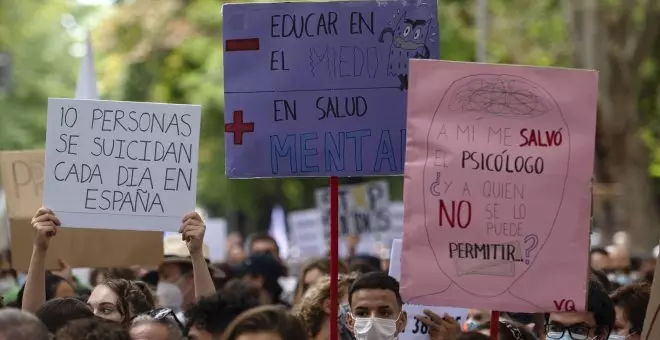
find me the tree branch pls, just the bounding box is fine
[561,0,584,66]
[631,0,660,68]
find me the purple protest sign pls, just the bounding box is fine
[222,0,439,178]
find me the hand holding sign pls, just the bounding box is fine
[43,98,201,232]
[31,207,61,251]
[400,304,465,340]
[180,212,206,255]
[415,310,462,340]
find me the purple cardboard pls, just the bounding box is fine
[222,0,439,178]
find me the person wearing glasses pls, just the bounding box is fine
[21,208,216,330]
[130,307,185,340]
[545,275,615,340]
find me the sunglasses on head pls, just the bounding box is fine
[143,308,185,331]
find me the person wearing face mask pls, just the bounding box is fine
[157,234,225,313]
[605,245,632,286]
[345,272,407,340]
[157,279,187,324]
[464,309,491,332]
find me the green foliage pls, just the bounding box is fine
[88,0,620,231]
[94,0,415,231]
[4,0,660,234]
[0,0,78,150]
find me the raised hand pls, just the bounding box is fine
[417,310,461,340]
[179,212,206,255]
[31,208,61,251]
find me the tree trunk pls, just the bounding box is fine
[563,0,660,251]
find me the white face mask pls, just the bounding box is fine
[546,334,599,340]
[352,314,400,340]
[0,277,17,295]
[608,335,631,340]
[156,282,183,311]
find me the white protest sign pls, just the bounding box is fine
[315,180,391,238]
[44,98,201,232]
[287,209,327,258]
[389,239,468,340]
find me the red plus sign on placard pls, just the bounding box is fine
[225,110,254,145]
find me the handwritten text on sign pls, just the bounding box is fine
[315,180,390,238]
[43,98,201,232]
[400,61,597,312]
[0,150,44,219]
[222,0,439,178]
[388,239,468,340]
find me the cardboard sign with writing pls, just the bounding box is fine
[0,150,163,271]
[389,239,468,340]
[315,180,391,238]
[401,60,597,312]
[44,98,201,232]
[222,0,439,178]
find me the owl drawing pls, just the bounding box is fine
[379,11,432,90]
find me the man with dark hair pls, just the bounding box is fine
[35,296,94,334]
[56,317,130,340]
[185,281,261,340]
[0,308,50,340]
[346,272,407,340]
[609,282,651,340]
[546,275,615,340]
[590,247,611,272]
[246,233,280,260]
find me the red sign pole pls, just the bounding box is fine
[329,176,339,340]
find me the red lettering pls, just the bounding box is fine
[438,199,472,228]
[553,299,576,311]
[519,128,563,147]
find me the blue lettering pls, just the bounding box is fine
[346,129,371,172]
[325,132,345,172]
[270,134,297,175]
[300,132,319,173]
[374,130,396,172]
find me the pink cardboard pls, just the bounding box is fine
[401,60,597,312]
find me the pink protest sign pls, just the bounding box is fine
[401,60,597,312]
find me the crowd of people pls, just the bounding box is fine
[0,207,655,340]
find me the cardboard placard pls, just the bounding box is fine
[0,150,163,271]
[401,61,597,312]
[43,98,202,232]
[221,0,440,178]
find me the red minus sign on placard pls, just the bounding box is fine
[225,38,260,52]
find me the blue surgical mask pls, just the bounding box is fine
[466,320,480,332]
[608,335,630,340]
[546,333,597,340]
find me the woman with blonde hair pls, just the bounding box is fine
[293,273,358,340]
[293,258,348,306]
